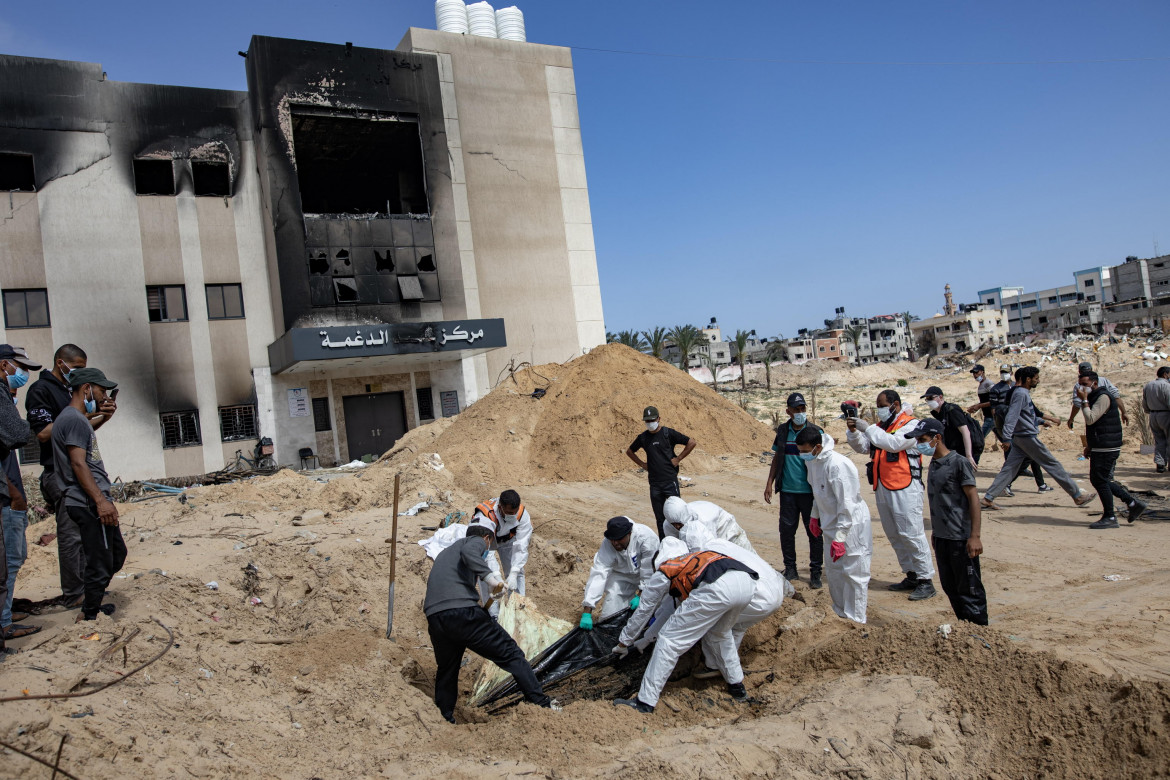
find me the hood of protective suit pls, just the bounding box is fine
[654,536,689,569]
[814,433,837,460]
[662,496,694,529]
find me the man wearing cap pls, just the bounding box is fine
[626,407,696,538]
[579,516,660,628]
[24,344,97,609]
[965,365,997,442]
[763,392,823,587]
[1,346,42,639]
[988,364,1052,496]
[1067,361,1126,430]
[1142,366,1170,472]
[0,345,36,647]
[922,386,979,467]
[50,367,125,621]
[907,418,988,625]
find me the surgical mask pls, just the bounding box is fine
[645,421,659,432]
[503,513,517,524]
[59,361,82,383]
[5,366,28,390]
[84,389,97,415]
[877,406,892,422]
[926,399,941,411]
[915,442,936,456]
[792,412,807,426]
[1001,373,1011,381]
[799,451,816,462]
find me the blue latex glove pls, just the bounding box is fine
[579,612,593,630]
[629,595,640,610]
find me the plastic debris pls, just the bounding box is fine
[1102,574,1130,582]
[206,581,219,590]
[937,623,952,638]
[199,668,214,679]
[80,632,100,641]
[250,597,263,606]
[399,501,429,517]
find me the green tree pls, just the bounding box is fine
[668,324,701,370]
[844,323,866,363]
[901,311,919,327]
[732,329,753,390]
[615,330,648,351]
[606,331,619,344]
[702,351,720,392]
[762,350,774,391]
[642,326,668,360]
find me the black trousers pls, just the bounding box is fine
[649,481,680,539]
[932,536,988,626]
[67,503,127,619]
[427,605,550,720]
[779,492,822,574]
[1088,450,1133,518]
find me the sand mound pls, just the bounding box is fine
[433,343,773,488]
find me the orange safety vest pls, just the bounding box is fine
[475,500,525,542]
[870,410,922,491]
[657,550,731,601]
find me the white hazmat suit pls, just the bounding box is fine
[702,538,789,649]
[619,537,757,708]
[582,522,660,619]
[663,497,755,553]
[846,415,934,581]
[806,433,873,624]
[472,498,533,594]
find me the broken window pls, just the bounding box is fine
[312,397,332,432]
[160,410,201,448]
[219,405,258,441]
[206,284,245,320]
[291,111,428,215]
[0,152,35,192]
[193,161,231,197]
[333,277,359,303]
[147,285,188,322]
[303,215,438,307]
[134,159,176,196]
[3,288,50,328]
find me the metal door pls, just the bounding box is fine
[342,391,407,462]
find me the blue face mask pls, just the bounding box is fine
[799,451,816,462]
[916,442,936,456]
[84,389,97,415]
[792,412,807,426]
[6,366,28,390]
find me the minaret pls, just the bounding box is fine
[944,284,957,316]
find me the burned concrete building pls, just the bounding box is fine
[0,30,605,478]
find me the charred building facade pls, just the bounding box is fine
[0,30,605,478]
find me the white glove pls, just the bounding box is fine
[612,644,630,659]
[853,417,869,432]
[506,571,519,592]
[483,573,506,598]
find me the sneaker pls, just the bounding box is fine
[1128,500,1148,523]
[809,572,823,590]
[1158,465,1166,473]
[693,664,721,680]
[1074,492,1098,508]
[888,573,918,591]
[1002,486,1015,498]
[782,568,798,582]
[1089,517,1119,529]
[1038,485,1054,493]
[727,682,748,702]
[908,581,937,601]
[614,697,654,714]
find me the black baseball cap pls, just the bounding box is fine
[920,386,944,399]
[903,418,945,439]
[642,406,659,421]
[970,364,985,374]
[0,345,41,370]
[1078,361,1093,375]
[67,367,117,390]
[604,516,634,540]
[786,392,806,408]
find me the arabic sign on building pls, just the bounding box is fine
[440,390,460,417]
[287,388,311,418]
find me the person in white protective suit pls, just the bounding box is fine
[578,516,660,628]
[845,389,937,601]
[796,427,872,624]
[472,489,532,613]
[611,537,759,713]
[662,496,755,553]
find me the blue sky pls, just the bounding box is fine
[3,1,1167,339]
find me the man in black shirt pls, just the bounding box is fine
[922,386,979,467]
[24,344,103,608]
[626,406,696,538]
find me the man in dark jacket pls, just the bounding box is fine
[1078,372,1147,529]
[424,524,553,723]
[922,386,980,466]
[763,392,822,588]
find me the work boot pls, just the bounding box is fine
[782,567,798,582]
[809,571,823,590]
[727,682,748,702]
[1002,486,1015,498]
[1157,465,1166,473]
[908,580,937,601]
[442,713,456,724]
[1089,516,1119,529]
[889,572,918,591]
[1038,484,1054,493]
[614,698,654,714]
[692,664,721,680]
[1128,500,1148,523]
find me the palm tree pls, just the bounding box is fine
[762,346,778,391]
[642,326,668,360]
[668,324,701,370]
[616,330,648,351]
[606,331,619,344]
[733,329,751,390]
[901,311,919,327]
[702,351,720,392]
[843,323,866,364]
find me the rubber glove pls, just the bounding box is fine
[853,417,869,432]
[830,541,846,562]
[612,644,629,659]
[629,594,641,610]
[809,518,821,537]
[579,611,593,630]
[506,571,519,592]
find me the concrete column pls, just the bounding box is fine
[327,376,341,464]
[409,371,421,428]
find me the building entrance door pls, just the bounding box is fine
[342,391,407,462]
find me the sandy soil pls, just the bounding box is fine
[1,343,1168,778]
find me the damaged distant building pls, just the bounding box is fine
[0,30,605,478]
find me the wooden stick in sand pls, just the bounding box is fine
[386,473,400,640]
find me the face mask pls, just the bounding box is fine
[916,442,936,456]
[6,366,28,390]
[646,421,659,432]
[877,406,892,422]
[926,399,941,411]
[792,412,807,426]
[1001,373,1011,381]
[799,451,816,462]
[503,513,517,524]
[84,388,97,415]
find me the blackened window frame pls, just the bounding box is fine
[160,410,202,449]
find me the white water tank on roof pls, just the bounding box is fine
[435,0,469,34]
[466,1,498,37]
[495,6,526,42]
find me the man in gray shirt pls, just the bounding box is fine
[424,524,552,723]
[50,368,124,622]
[981,366,1096,511]
[1142,366,1170,472]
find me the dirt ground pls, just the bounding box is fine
[1,343,1169,779]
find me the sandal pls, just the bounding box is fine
[10,611,30,622]
[2,623,42,639]
[980,498,1000,511]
